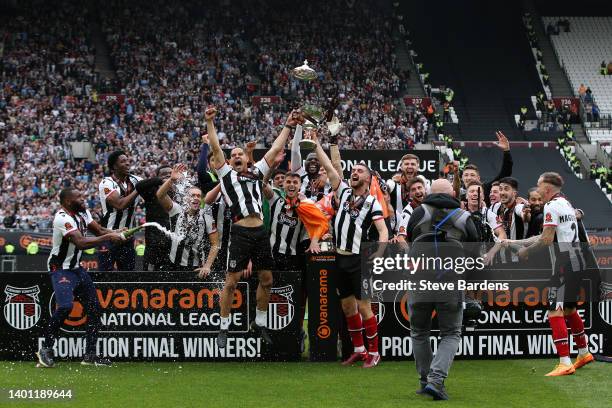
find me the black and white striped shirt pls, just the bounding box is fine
[99,174,142,230]
[397,202,415,236]
[298,168,332,202]
[492,201,526,262]
[168,203,216,267]
[334,181,384,254]
[386,177,431,233]
[269,191,307,256]
[217,159,270,221]
[48,209,93,271]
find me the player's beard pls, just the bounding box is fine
[72,201,87,213]
[350,177,365,189]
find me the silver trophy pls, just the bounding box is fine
[291,61,342,150]
[291,59,318,81]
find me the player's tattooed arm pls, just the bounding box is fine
[262,178,274,200]
[516,226,555,260]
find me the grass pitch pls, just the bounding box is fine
[1,359,610,407]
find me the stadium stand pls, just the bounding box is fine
[400,0,548,141]
[544,16,612,142]
[463,147,612,228]
[0,0,426,229]
[1,0,610,231]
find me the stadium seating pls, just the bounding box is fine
[463,147,612,228]
[544,17,612,117]
[400,0,545,141]
[587,129,612,142]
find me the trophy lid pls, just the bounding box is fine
[291,60,318,81]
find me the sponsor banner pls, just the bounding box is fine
[307,255,341,361]
[242,149,440,181]
[403,96,432,110]
[0,232,142,256]
[308,254,611,360]
[0,271,301,361]
[380,333,606,359]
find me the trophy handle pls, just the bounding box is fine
[324,97,340,122]
[302,112,320,126]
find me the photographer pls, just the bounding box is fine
[402,179,479,400]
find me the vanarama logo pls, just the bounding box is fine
[19,234,52,250]
[50,281,249,333]
[468,285,587,307]
[317,269,331,339]
[93,286,242,310]
[49,295,88,327]
[393,291,436,331]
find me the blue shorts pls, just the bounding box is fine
[49,267,100,311]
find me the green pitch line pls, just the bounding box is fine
[1,359,610,408]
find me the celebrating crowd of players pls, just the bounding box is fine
[37,107,594,386]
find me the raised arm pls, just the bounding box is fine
[196,134,210,180]
[263,110,304,167]
[245,139,257,167]
[156,163,186,212]
[291,125,303,172]
[314,136,341,191]
[205,184,222,205]
[205,107,225,170]
[329,143,344,180]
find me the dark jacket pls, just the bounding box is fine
[196,143,219,195]
[405,193,480,243]
[135,177,171,254]
[483,150,513,206]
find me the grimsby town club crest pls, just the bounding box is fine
[4,285,42,330]
[267,285,295,331]
[599,282,612,327]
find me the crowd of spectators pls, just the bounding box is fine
[1,0,104,230]
[1,0,426,230]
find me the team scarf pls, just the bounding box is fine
[370,174,390,218]
[286,196,329,240]
[316,192,336,221]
